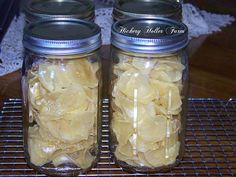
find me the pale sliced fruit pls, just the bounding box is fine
[41,111,95,143]
[111,114,134,145]
[132,57,157,75]
[138,115,167,142]
[116,69,156,104]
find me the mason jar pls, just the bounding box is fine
[23,0,95,23]
[112,0,182,21]
[22,18,102,176]
[110,18,188,173]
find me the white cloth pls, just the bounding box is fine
[0,14,24,76]
[0,3,235,76]
[95,4,235,44]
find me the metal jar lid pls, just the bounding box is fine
[23,18,101,55]
[111,18,188,54]
[23,0,95,22]
[113,0,182,21]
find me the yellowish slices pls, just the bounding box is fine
[27,58,98,168]
[112,54,184,168]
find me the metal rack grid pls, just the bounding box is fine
[0,98,235,177]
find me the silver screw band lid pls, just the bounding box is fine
[23,0,95,22]
[111,18,188,54]
[23,18,101,55]
[113,0,182,21]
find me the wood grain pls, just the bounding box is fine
[189,22,236,99]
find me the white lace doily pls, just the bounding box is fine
[0,3,235,76]
[95,4,235,44]
[0,14,25,76]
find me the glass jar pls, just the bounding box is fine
[23,0,95,23]
[110,18,188,173]
[22,18,102,176]
[112,0,182,21]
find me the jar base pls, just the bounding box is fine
[25,155,100,177]
[114,157,182,174]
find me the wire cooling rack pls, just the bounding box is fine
[0,98,235,177]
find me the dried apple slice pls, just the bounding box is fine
[52,154,73,167]
[28,126,57,166]
[150,58,185,82]
[38,85,90,116]
[151,80,182,114]
[132,57,157,75]
[68,59,98,88]
[38,62,73,92]
[116,142,136,157]
[138,115,167,142]
[113,91,156,120]
[111,113,134,145]
[136,152,153,167]
[115,142,139,165]
[41,111,95,143]
[116,69,156,104]
[68,150,95,169]
[144,147,166,167]
[28,77,48,110]
[129,135,161,153]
